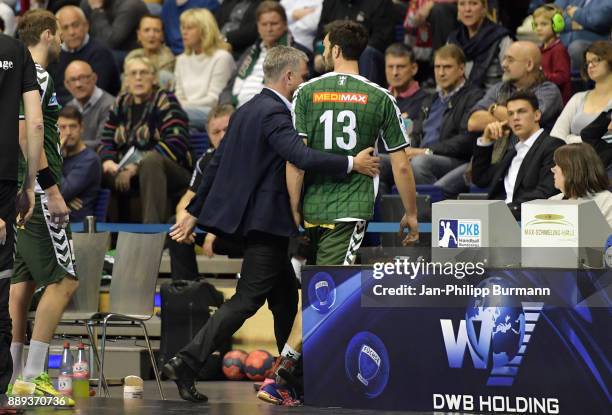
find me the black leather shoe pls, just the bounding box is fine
[162,357,208,402]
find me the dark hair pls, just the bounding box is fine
[324,20,368,61]
[0,17,5,33]
[581,40,612,80]
[554,143,609,198]
[139,14,163,29]
[208,104,234,123]
[505,90,540,111]
[59,106,83,124]
[18,9,57,47]
[434,44,466,66]
[256,1,287,23]
[385,43,416,63]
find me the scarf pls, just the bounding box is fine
[236,32,292,81]
[448,19,511,87]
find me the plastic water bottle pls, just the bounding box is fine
[58,341,73,397]
[72,343,89,399]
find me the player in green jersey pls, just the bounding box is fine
[8,10,76,406]
[258,21,419,406]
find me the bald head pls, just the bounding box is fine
[57,5,89,50]
[64,60,97,103]
[502,41,542,86]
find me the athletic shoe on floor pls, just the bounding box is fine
[257,381,301,406]
[30,373,75,406]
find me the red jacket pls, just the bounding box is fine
[541,39,572,104]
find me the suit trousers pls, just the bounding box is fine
[177,230,298,373]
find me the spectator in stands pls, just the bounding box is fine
[169,104,243,280]
[0,2,15,36]
[174,8,235,131]
[281,0,322,52]
[126,14,175,91]
[403,0,458,63]
[81,0,148,53]
[550,143,612,227]
[472,91,563,219]
[59,107,101,222]
[314,0,395,86]
[467,40,563,152]
[408,44,484,197]
[581,109,612,175]
[377,43,430,193]
[551,41,612,143]
[64,60,115,149]
[215,0,262,58]
[161,0,219,55]
[533,4,571,103]
[554,0,612,73]
[99,55,192,223]
[385,43,428,121]
[50,5,120,104]
[447,0,513,89]
[220,1,308,108]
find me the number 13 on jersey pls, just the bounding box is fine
[319,109,357,151]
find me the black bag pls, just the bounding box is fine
[159,279,230,380]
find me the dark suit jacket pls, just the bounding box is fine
[471,130,563,218]
[411,83,484,161]
[187,88,349,239]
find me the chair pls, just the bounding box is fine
[50,232,110,395]
[190,132,209,160]
[91,232,166,399]
[94,189,112,222]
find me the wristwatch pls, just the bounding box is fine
[424,148,433,156]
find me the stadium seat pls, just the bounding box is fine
[415,184,445,203]
[191,132,210,159]
[94,188,112,222]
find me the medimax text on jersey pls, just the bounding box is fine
[372,258,486,280]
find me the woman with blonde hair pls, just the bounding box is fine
[174,8,236,131]
[447,0,512,89]
[549,143,612,227]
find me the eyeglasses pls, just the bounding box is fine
[65,74,93,84]
[586,56,603,67]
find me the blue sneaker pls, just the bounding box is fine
[257,382,301,406]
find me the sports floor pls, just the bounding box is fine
[11,381,460,414]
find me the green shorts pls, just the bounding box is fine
[305,220,367,265]
[12,193,76,288]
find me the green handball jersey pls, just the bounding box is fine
[18,63,62,191]
[292,72,409,224]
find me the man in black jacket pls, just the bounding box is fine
[471,90,563,219]
[408,44,484,198]
[163,46,380,402]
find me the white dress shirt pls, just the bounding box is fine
[504,128,544,203]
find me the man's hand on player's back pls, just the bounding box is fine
[352,147,380,177]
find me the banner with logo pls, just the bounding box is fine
[302,267,611,414]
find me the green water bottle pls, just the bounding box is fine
[72,343,89,399]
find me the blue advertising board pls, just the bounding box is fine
[302,266,611,414]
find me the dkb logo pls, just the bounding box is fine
[440,278,543,386]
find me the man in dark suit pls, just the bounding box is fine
[472,90,564,219]
[163,45,380,402]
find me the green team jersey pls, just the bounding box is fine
[292,72,409,224]
[18,63,62,190]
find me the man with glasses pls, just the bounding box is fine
[48,5,120,104]
[64,60,115,149]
